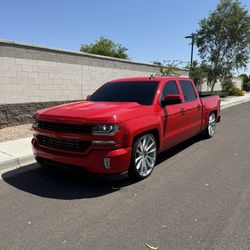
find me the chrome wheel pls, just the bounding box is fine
[208,113,216,137]
[134,134,157,177]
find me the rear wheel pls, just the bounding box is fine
[129,133,157,180]
[204,112,216,138]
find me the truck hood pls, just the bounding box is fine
[36,101,150,123]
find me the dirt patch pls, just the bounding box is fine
[0,124,33,142]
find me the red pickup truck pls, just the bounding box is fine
[32,77,221,180]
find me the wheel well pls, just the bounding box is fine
[211,110,217,117]
[206,110,218,128]
[133,129,160,151]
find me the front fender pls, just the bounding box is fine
[121,115,163,149]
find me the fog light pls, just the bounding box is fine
[104,158,110,169]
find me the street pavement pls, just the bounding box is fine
[0,102,250,250]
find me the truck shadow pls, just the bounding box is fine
[2,164,131,200]
[156,134,201,165]
[2,135,202,200]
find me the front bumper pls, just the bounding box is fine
[32,138,132,175]
[35,156,128,181]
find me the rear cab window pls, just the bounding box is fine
[179,80,197,101]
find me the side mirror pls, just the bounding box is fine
[162,94,182,106]
[86,95,91,101]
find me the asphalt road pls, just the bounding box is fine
[0,102,250,250]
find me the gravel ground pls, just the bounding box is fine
[0,124,33,143]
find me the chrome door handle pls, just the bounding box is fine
[197,105,201,110]
[180,108,185,115]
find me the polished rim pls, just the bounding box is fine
[135,135,157,177]
[208,113,216,136]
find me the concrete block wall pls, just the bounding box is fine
[199,77,243,93]
[0,40,187,105]
[232,77,243,89]
[199,79,223,92]
[0,40,243,106]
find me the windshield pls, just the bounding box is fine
[89,81,159,105]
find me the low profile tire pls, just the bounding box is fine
[129,133,157,180]
[204,112,216,138]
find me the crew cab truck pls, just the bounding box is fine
[32,77,221,180]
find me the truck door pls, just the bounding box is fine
[161,80,187,150]
[178,80,202,138]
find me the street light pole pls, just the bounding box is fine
[185,33,195,73]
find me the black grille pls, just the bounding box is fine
[37,135,91,151]
[37,120,92,134]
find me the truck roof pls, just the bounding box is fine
[110,76,191,82]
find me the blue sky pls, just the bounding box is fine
[1,0,249,74]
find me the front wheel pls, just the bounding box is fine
[204,112,216,138]
[129,133,157,180]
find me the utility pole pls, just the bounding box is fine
[185,33,195,74]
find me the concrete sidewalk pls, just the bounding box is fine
[0,93,250,175]
[220,92,250,109]
[0,137,34,171]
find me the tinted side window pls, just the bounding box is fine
[180,80,197,101]
[162,81,179,97]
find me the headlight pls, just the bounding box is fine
[92,124,120,136]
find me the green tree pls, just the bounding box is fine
[187,61,208,89]
[152,60,182,76]
[240,73,250,90]
[80,37,129,59]
[195,0,250,92]
[240,73,249,83]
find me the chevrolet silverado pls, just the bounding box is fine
[32,77,221,180]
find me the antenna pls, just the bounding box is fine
[149,74,155,80]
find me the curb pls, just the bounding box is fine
[0,137,35,175]
[0,153,35,180]
[0,153,35,171]
[221,97,250,110]
[0,152,18,170]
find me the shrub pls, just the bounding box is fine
[220,91,229,98]
[229,87,244,96]
[222,78,234,92]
